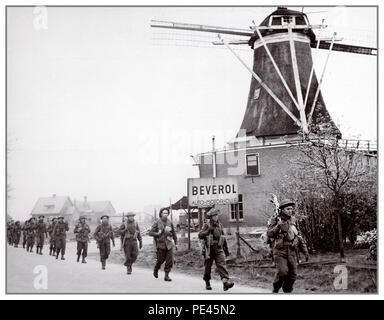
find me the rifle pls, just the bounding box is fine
[267,194,300,264]
[201,222,213,260]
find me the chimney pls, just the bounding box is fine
[52,194,56,198]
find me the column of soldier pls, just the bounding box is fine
[7,199,307,293]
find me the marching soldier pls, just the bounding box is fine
[267,199,309,293]
[94,215,115,270]
[26,217,37,253]
[7,220,14,245]
[198,208,234,291]
[22,220,29,249]
[149,208,177,282]
[35,216,48,255]
[119,212,142,274]
[52,216,69,260]
[74,216,91,263]
[12,221,22,247]
[47,217,57,256]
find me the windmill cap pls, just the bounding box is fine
[279,199,295,210]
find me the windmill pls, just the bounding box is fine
[151,7,376,140]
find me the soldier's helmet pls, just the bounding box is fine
[159,208,169,217]
[126,212,135,217]
[279,199,295,210]
[206,208,220,218]
[279,199,295,218]
[100,215,109,220]
[38,215,44,219]
[79,215,86,220]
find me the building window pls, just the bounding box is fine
[271,17,281,25]
[282,16,293,24]
[253,88,261,100]
[230,194,243,221]
[246,153,260,176]
[295,16,306,25]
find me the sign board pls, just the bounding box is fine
[187,177,239,207]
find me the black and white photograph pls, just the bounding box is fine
[5,5,377,295]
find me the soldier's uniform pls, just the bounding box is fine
[119,213,142,274]
[12,221,22,247]
[149,209,177,281]
[74,217,91,263]
[26,218,37,252]
[35,216,48,255]
[94,215,115,270]
[198,208,234,291]
[22,220,29,249]
[52,217,69,260]
[7,221,14,245]
[47,218,57,255]
[267,199,309,293]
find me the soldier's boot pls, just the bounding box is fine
[56,251,59,259]
[77,255,80,263]
[61,254,65,260]
[164,272,172,282]
[39,247,43,255]
[82,257,87,264]
[36,247,39,254]
[49,248,52,256]
[127,264,132,274]
[101,261,106,270]
[205,281,212,290]
[223,278,234,291]
[282,280,294,293]
[153,268,159,279]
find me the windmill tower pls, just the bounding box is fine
[151,7,376,141]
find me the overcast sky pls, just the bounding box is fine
[7,6,377,220]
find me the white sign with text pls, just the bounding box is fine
[187,177,239,207]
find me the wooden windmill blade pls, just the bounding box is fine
[150,20,254,37]
[312,41,377,55]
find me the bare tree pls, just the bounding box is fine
[294,131,374,261]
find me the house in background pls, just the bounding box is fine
[74,196,116,227]
[30,194,78,223]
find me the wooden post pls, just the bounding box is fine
[188,204,191,250]
[236,203,242,258]
[212,136,217,178]
[169,197,173,223]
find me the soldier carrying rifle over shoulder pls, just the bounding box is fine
[267,198,309,293]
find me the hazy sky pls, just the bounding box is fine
[7,6,377,220]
